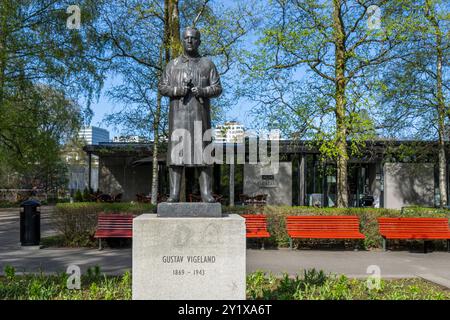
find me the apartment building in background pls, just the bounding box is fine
[66,126,110,192]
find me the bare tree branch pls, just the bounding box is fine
[193,0,210,27]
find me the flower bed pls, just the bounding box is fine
[1,266,448,300]
[246,269,450,300]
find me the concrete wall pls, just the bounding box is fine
[99,157,152,201]
[244,162,292,206]
[383,163,435,209]
[368,163,382,208]
[67,165,98,192]
[67,154,100,192]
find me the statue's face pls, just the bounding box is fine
[182,29,201,55]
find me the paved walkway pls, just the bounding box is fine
[1,207,450,287]
[0,206,57,249]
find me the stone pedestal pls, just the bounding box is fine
[157,202,223,218]
[132,214,246,300]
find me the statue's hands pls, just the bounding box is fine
[191,87,204,97]
[175,86,189,97]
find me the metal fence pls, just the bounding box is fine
[0,189,48,203]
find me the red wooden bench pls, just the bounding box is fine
[94,213,134,250]
[286,216,365,249]
[378,217,450,253]
[241,214,271,249]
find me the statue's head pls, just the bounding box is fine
[182,27,201,56]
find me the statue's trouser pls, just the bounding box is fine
[168,166,215,202]
[199,166,215,202]
[168,166,182,201]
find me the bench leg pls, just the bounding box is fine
[423,241,429,254]
[261,239,265,250]
[447,240,450,253]
[99,238,102,251]
[382,238,387,252]
[289,238,293,250]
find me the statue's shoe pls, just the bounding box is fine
[202,194,216,203]
[166,197,179,203]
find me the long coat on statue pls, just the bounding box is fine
[159,54,222,167]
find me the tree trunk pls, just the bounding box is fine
[0,4,8,108]
[426,0,447,208]
[333,0,348,208]
[435,21,447,208]
[150,91,162,205]
[438,119,447,208]
[180,167,186,202]
[229,163,235,207]
[169,0,182,58]
[150,0,173,206]
[164,0,171,62]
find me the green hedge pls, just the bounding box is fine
[51,203,450,249]
[52,202,155,247]
[50,203,255,247]
[0,201,20,208]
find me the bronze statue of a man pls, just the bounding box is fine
[159,27,222,203]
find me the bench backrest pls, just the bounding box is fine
[378,217,450,233]
[97,213,134,230]
[286,216,361,232]
[241,214,268,232]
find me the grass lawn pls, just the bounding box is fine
[1,267,449,300]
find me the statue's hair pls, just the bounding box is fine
[183,26,201,39]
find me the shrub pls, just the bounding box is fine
[0,201,20,208]
[74,190,83,202]
[52,202,155,247]
[4,265,16,281]
[83,188,91,202]
[222,206,261,215]
[302,268,327,287]
[246,270,277,300]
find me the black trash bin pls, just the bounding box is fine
[20,199,41,246]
